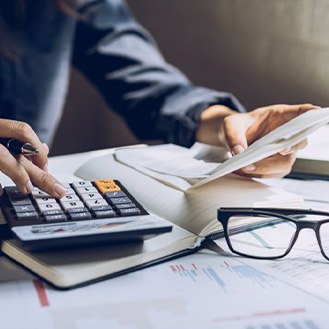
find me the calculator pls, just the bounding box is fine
[0,179,172,250]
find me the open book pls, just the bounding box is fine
[2,108,329,289]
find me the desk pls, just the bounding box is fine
[1,149,329,329]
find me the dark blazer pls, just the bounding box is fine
[0,0,245,146]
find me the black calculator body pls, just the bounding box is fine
[0,179,172,250]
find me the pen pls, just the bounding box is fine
[0,138,39,156]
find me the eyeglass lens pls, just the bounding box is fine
[227,215,297,258]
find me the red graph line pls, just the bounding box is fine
[224,261,230,267]
[212,307,306,322]
[33,280,49,307]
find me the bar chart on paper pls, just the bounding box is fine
[160,254,328,329]
[230,228,329,302]
[168,259,274,292]
[1,253,328,329]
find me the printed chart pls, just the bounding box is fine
[1,251,328,329]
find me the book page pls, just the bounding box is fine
[75,153,303,236]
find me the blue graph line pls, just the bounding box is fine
[205,267,226,290]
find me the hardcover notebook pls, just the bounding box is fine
[2,108,329,289]
[290,125,329,179]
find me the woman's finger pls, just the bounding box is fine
[223,113,254,154]
[0,145,33,193]
[280,139,308,155]
[236,153,296,178]
[19,156,66,198]
[0,119,48,170]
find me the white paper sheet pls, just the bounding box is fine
[114,108,329,191]
[215,177,329,303]
[1,251,329,329]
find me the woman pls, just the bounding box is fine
[0,0,314,197]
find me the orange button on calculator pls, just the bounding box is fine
[94,179,121,193]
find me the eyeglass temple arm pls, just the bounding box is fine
[218,207,329,217]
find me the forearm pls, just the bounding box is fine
[72,0,246,147]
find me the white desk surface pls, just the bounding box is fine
[1,149,329,329]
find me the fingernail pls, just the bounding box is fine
[26,181,34,194]
[43,164,48,172]
[54,183,66,197]
[232,145,245,155]
[281,147,292,155]
[244,164,256,172]
[224,151,233,160]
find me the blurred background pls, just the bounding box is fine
[50,0,329,156]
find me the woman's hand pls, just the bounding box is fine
[196,103,319,178]
[0,119,66,197]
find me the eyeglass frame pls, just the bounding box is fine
[217,207,329,261]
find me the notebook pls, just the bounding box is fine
[290,125,329,179]
[2,107,329,289]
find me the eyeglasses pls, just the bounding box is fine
[217,207,329,261]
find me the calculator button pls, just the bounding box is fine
[31,189,51,197]
[115,203,136,209]
[4,186,21,195]
[42,209,64,216]
[94,210,116,219]
[67,207,89,214]
[34,196,57,204]
[71,181,93,188]
[118,208,141,216]
[16,211,39,220]
[80,192,102,201]
[60,201,85,211]
[37,203,62,213]
[61,194,80,202]
[13,205,36,213]
[96,184,121,194]
[5,187,29,201]
[94,180,121,193]
[94,179,117,187]
[108,197,132,205]
[84,199,108,209]
[69,212,92,221]
[104,191,126,199]
[62,188,76,196]
[44,214,67,223]
[88,205,113,212]
[75,186,98,195]
[11,199,33,206]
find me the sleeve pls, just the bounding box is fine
[72,0,246,147]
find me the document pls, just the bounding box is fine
[230,178,329,302]
[1,251,329,329]
[115,108,329,191]
[215,175,329,303]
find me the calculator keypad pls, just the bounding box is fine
[2,179,146,227]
